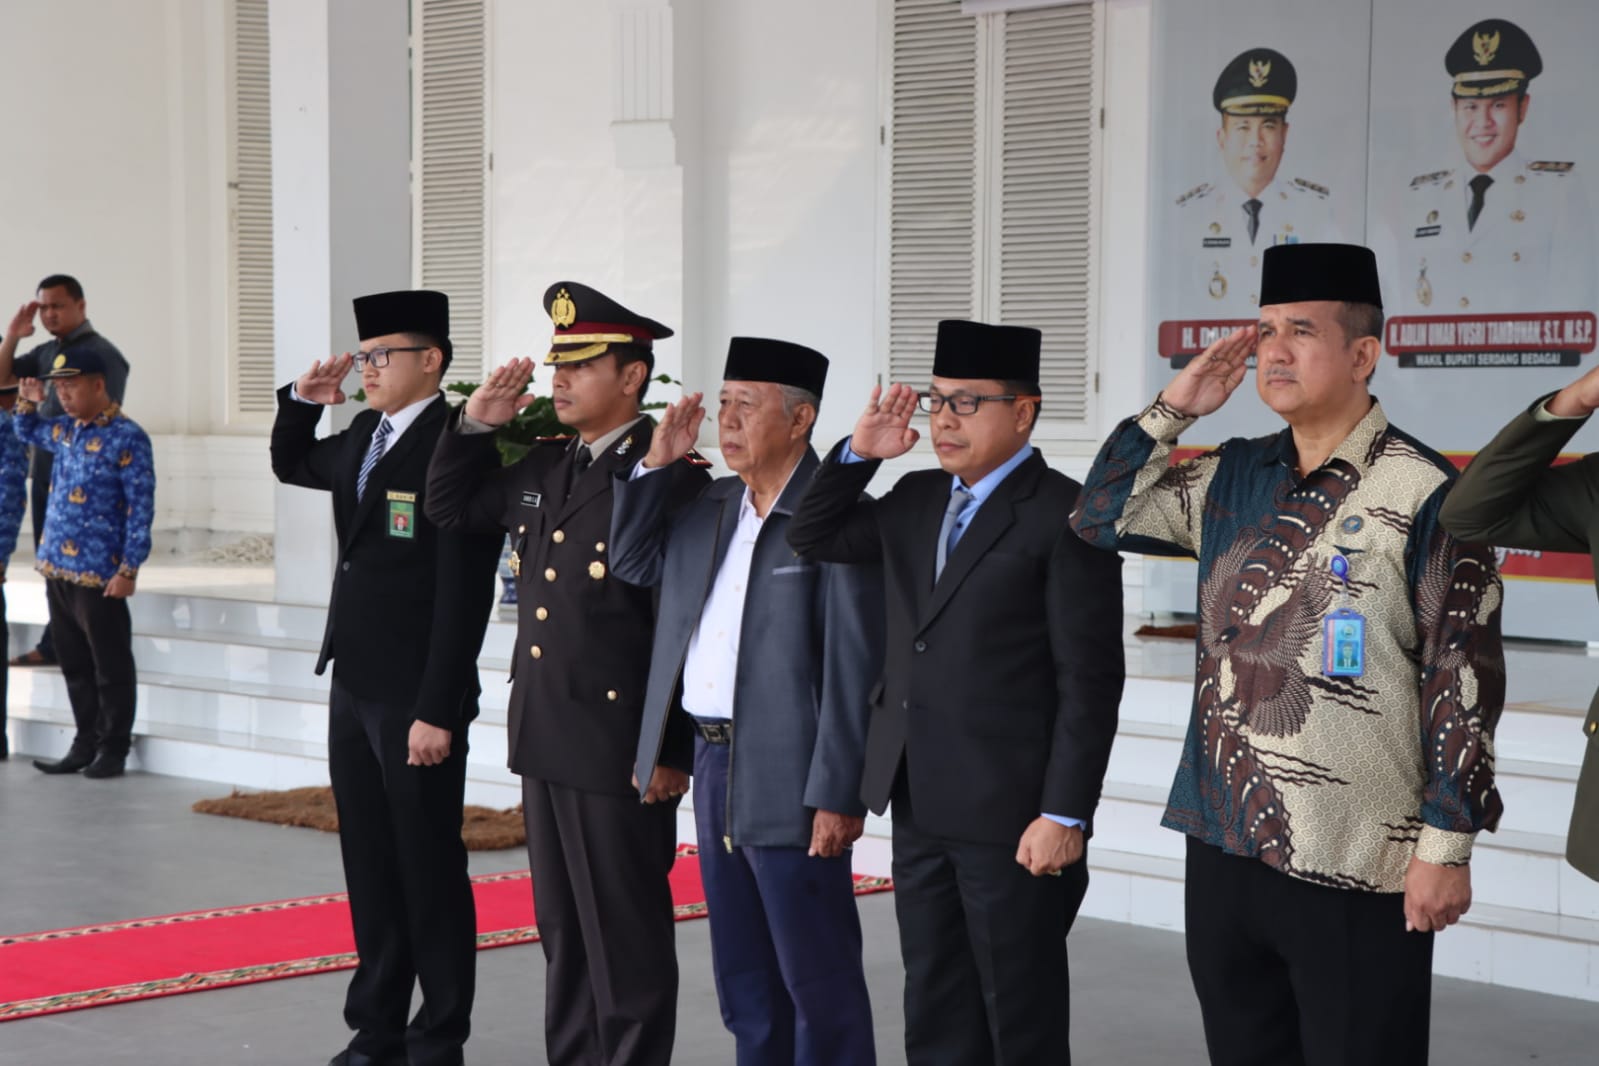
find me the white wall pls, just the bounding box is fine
[0,0,231,439]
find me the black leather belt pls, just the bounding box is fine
[692,718,733,744]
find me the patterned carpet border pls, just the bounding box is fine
[0,845,893,1023]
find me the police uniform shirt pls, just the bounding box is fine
[1397,149,1597,315]
[1175,174,1334,318]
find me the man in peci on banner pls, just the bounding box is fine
[1395,17,1596,316]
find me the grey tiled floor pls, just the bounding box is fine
[0,760,1592,1064]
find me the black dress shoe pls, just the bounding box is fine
[327,1050,407,1066]
[34,750,94,774]
[83,752,127,779]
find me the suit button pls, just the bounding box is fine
[341,562,350,572]
[536,607,548,621]
[545,568,557,582]
[914,640,927,652]
[552,530,565,543]
[530,645,542,659]
[901,700,909,709]
[518,524,526,534]
[607,690,618,701]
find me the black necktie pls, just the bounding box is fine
[1467,174,1493,232]
[1243,198,1262,245]
[573,444,593,477]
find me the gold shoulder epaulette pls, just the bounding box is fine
[1292,177,1329,197]
[1529,160,1575,173]
[1175,182,1213,207]
[1410,169,1452,189]
[683,449,712,468]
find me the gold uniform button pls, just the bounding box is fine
[1512,252,1521,262]
[530,645,543,659]
[1460,297,1470,309]
[1588,720,1597,735]
[518,524,526,535]
[536,607,548,621]
[595,541,606,553]
[545,567,557,582]
[589,561,606,579]
[607,690,618,701]
[1461,252,1472,264]
[552,530,566,543]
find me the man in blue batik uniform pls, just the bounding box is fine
[15,348,155,778]
[0,380,30,759]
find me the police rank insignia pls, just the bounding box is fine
[550,287,577,328]
[615,435,633,457]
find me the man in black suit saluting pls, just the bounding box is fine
[271,290,503,1066]
[787,320,1125,1065]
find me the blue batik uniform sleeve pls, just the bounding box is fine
[117,424,157,572]
[12,403,64,451]
[0,413,28,562]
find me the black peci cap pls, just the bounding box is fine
[1259,243,1383,309]
[723,337,829,398]
[931,320,1042,385]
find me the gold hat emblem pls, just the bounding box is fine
[1248,59,1271,88]
[550,288,577,329]
[1473,30,1500,67]
[52,353,67,370]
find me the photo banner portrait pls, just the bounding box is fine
[1144,0,1599,641]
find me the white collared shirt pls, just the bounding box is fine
[376,392,443,456]
[674,458,802,721]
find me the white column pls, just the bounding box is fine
[270,0,412,604]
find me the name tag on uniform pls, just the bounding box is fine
[1203,237,1231,248]
[1323,608,1365,677]
[521,490,543,509]
[387,490,416,540]
[1414,225,1441,238]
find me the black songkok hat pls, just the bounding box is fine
[1259,244,1383,309]
[723,337,829,399]
[1212,48,1296,116]
[353,290,450,343]
[542,281,673,366]
[1446,19,1541,99]
[931,320,1042,385]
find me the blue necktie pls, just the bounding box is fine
[935,486,974,581]
[356,417,392,501]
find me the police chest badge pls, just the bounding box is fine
[387,490,417,539]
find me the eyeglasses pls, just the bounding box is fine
[916,391,1037,416]
[353,346,430,368]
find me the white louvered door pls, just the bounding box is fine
[227,0,275,422]
[413,0,488,387]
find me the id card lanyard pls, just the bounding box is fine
[1323,551,1366,678]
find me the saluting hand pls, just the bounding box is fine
[809,810,865,858]
[295,353,355,405]
[466,357,537,427]
[7,301,38,341]
[1547,361,1599,418]
[17,378,45,404]
[850,383,920,460]
[642,392,705,469]
[1161,326,1257,418]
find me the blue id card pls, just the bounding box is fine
[1323,608,1365,677]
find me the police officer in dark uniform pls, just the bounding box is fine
[425,282,710,1066]
[271,290,503,1066]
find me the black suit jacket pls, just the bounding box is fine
[787,441,1125,847]
[424,412,711,794]
[269,386,503,727]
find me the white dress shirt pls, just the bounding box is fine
[291,386,440,460]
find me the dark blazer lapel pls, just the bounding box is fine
[918,454,1042,631]
[345,395,446,539]
[707,480,743,582]
[555,418,653,523]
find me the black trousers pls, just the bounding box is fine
[522,775,680,1066]
[46,579,135,757]
[328,678,477,1066]
[891,789,1089,1066]
[1184,836,1435,1066]
[29,466,54,660]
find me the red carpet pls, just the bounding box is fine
[0,845,891,1023]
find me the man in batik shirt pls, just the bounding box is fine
[1072,243,1504,1066]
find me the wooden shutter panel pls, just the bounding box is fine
[995,3,1096,425]
[888,0,979,387]
[416,0,487,386]
[229,0,275,418]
